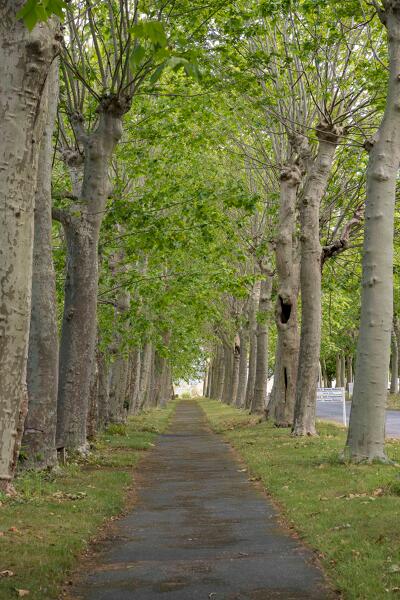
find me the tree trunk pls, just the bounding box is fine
[230,336,241,406]
[138,342,153,411]
[222,344,234,405]
[340,354,346,389]
[96,350,110,431]
[23,60,59,470]
[321,359,328,388]
[216,346,226,401]
[56,107,123,452]
[293,123,342,436]
[86,354,99,440]
[0,9,58,488]
[346,356,353,387]
[345,4,400,462]
[235,329,248,408]
[390,329,399,394]
[128,348,141,415]
[335,354,341,387]
[268,165,301,426]
[245,281,260,409]
[108,356,129,423]
[251,273,272,415]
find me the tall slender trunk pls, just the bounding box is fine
[346,355,353,387]
[245,281,260,409]
[128,348,141,415]
[96,350,110,431]
[268,165,301,426]
[340,354,346,389]
[23,60,59,470]
[230,336,241,406]
[216,345,226,401]
[321,358,328,388]
[138,342,153,411]
[235,329,248,407]
[0,9,58,488]
[335,354,341,387]
[86,354,99,440]
[251,274,272,414]
[293,123,342,436]
[345,3,400,461]
[390,329,399,394]
[56,106,123,451]
[222,344,234,404]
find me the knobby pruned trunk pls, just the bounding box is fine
[137,342,153,411]
[56,102,124,452]
[23,60,59,470]
[0,8,58,489]
[345,2,400,462]
[293,122,342,436]
[245,281,260,409]
[216,345,226,401]
[251,273,272,415]
[268,164,301,427]
[235,329,248,408]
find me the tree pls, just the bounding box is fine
[0,3,59,490]
[345,0,400,462]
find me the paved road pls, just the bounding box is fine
[73,400,333,600]
[317,401,400,438]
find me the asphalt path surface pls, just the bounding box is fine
[317,401,400,438]
[72,400,333,600]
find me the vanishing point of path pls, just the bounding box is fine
[72,401,333,600]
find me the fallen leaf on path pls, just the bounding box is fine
[0,570,14,577]
[16,590,30,597]
[332,523,351,531]
[9,527,20,533]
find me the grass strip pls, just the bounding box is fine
[199,398,400,600]
[0,402,177,600]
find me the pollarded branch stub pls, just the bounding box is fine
[61,148,84,169]
[99,93,131,118]
[315,120,344,144]
[280,164,302,188]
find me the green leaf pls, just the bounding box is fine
[131,20,168,48]
[16,0,38,31]
[46,0,68,19]
[149,62,166,84]
[129,44,146,71]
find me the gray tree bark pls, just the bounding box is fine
[222,343,234,405]
[293,122,342,436]
[245,281,260,409]
[251,273,272,414]
[56,100,125,452]
[0,7,58,488]
[23,60,59,470]
[345,2,400,461]
[268,165,301,426]
[390,328,399,394]
[235,329,248,408]
[96,350,110,431]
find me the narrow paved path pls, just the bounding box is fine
[73,401,332,600]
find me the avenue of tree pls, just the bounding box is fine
[1,0,400,491]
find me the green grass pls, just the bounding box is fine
[0,402,177,600]
[199,398,400,600]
